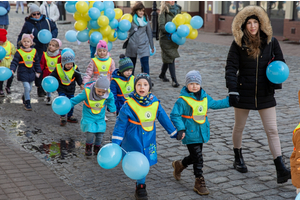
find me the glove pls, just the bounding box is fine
[176,130,185,140]
[229,92,239,106]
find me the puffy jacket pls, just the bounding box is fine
[40,51,61,78]
[170,87,230,144]
[0,1,10,25]
[40,1,60,22]
[112,93,177,166]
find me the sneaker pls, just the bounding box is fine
[15,10,18,13]
[24,100,32,111]
[135,184,148,200]
[46,97,51,105]
[5,87,11,94]
[67,116,78,123]
[0,90,4,97]
[60,117,67,126]
[194,176,209,195]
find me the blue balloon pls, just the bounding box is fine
[103,1,114,9]
[0,7,8,16]
[149,45,156,56]
[296,192,300,200]
[122,151,150,180]
[90,32,103,44]
[37,29,52,44]
[171,32,186,45]
[42,76,59,93]
[165,22,176,34]
[61,48,75,57]
[117,31,127,40]
[109,18,119,29]
[64,2,77,13]
[93,1,104,11]
[76,29,89,42]
[118,19,131,32]
[52,96,71,115]
[177,25,190,37]
[266,61,289,84]
[104,8,115,21]
[90,41,97,47]
[0,46,6,60]
[89,20,100,29]
[68,1,77,5]
[190,16,203,29]
[107,41,113,51]
[88,7,100,20]
[0,67,12,81]
[65,30,77,42]
[97,143,122,169]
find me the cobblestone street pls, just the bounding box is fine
[0,10,299,200]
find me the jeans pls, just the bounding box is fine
[0,74,14,90]
[22,82,33,100]
[86,132,104,146]
[182,143,203,178]
[46,92,51,97]
[129,56,149,75]
[137,177,146,185]
[58,92,74,117]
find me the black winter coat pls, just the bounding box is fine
[225,36,285,110]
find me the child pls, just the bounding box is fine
[40,38,62,105]
[170,70,230,195]
[83,40,115,84]
[70,75,116,157]
[112,73,178,200]
[110,54,134,115]
[0,29,16,96]
[10,33,41,111]
[50,51,84,126]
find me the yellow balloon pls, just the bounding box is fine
[174,14,185,26]
[187,28,198,40]
[183,13,192,24]
[97,15,109,27]
[75,1,89,14]
[184,24,192,32]
[114,8,123,20]
[99,25,111,36]
[121,14,132,23]
[73,12,82,21]
[81,12,91,21]
[107,29,117,42]
[74,20,87,31]
[89,29,98,37]
[102,37,108,44]
[89,1,95,9]
[172,18,179,28]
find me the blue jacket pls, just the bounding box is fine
[170,87,230,144]
[0,1,10,25]
[17,15,58,61]
[10,49,41,82]
[70,82,116,133]
[112,93,177,166]
[110,69,134,114]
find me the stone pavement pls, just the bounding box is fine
[0,10,300,200]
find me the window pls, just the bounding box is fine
[294,1,300,21]
[222,1,250,16]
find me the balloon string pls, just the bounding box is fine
[120,147,127,154]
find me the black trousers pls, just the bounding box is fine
[0,74,14,90]
[182,143,203,178]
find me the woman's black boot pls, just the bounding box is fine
[169,62,179,87]
[233,148,248,173]
[274,156,291,183]
[159,64,169,82]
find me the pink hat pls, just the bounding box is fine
[51,38,62,48]
[21,34,34,43]
[96,40,108,51]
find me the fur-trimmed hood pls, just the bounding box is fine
[232,6,273,47]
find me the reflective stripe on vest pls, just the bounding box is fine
[17,49,36,68]
[180,96,208,124]
[56,64,77,85]
[3,41,11,59]
[44,52,60,72]
[92,57,112,76]
[113,76,134,99]
[126,98,159,132]
[84,88,108,114]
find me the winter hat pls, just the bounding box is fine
[242,15,260,30]
[51,38,62,48]
[29,3,40,15]
[185,70,202,86]
[61,51,75,66]
[118,54,134,73]
[96,40,108,51]
[21,34,34,44]
[0,29,7,43]
[94,74,110,98]
[134,73,152,91]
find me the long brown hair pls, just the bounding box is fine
[243,29,261,59]
[131,1,145,16]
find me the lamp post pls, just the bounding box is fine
[151,1,159,40]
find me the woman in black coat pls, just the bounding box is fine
[225,5,290,184]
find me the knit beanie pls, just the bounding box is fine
[94,74,110,98]
[185,70,202,86]
[118,54,134,73]
[241,15,260,30]
[96,40,108,51]
[0,29,7,43]
[51,38,62,48]
[29,3,40,15]
[21,34,34,44]
[134,73,152,91]
[61,51,75,66]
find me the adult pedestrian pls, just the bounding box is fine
[40,1,60,22]
[225,5,291,184]
[17,3,58,97]
[0,1,10,30]
[16,1,24,14]
[158,1,181,87]
[125,1,154,76]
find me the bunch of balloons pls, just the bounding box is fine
[64,1,133,52]
[165,13,203,45]
[266,61,289,84]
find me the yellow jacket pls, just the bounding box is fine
[0,41,16,68]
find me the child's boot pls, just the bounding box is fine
[93,145,101,156]
[274,156,291,183]
[194,176,209,195]
[85,144,93,157]
[172,160,186,181]
[60,116,67,126]
[24,100,32,111]
[46,97,51,105]
[135,183,148,200]
[67,116,78,123]
[233,148,248,173]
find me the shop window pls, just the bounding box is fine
[294,1,300,21]
[222,1,250,16]
[257,1,286,19]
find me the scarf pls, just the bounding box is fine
[133,91,152,105]
[134,14,147,27]
[186,87,202,100]
[95,55,109,61]
[89,83,105,101]
[169,5,178,15]
[30,16,43,21]
[20,46,33,52]
[47,49,59,57]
